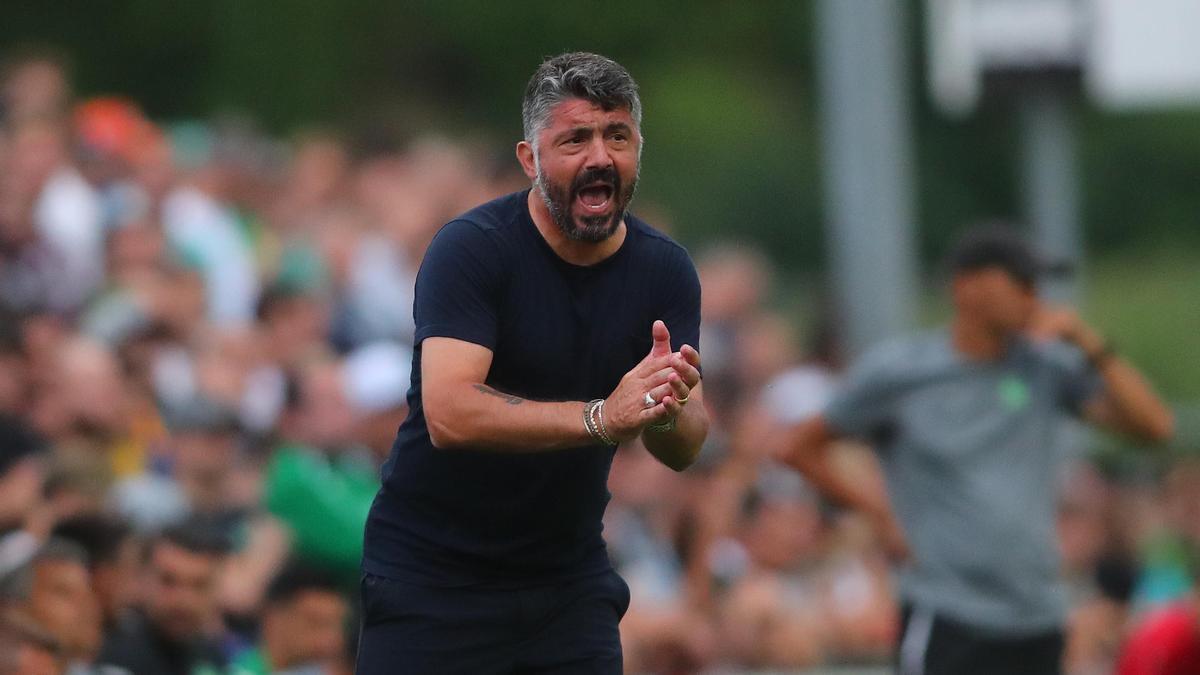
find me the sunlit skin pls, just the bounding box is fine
[516,99,641,267]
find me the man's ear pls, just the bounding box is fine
[516,141,537,181]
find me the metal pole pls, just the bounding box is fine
[1018,86,1083,303]
[817,0,919,357]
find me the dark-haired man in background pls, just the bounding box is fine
[97,522,229,675]
[0,537,102,672]
[51,515,138,633]
[358,52,708,673]
[775,226,1174,675]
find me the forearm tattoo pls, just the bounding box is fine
[473,384,524,405]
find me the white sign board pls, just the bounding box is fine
[1087,0,1200,109]
[926,0,1200,114]
[926,0,1085,116]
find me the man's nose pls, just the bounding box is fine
[583,135,613,170]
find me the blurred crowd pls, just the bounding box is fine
[0,48,1195,675]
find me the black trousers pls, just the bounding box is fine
[356,570,630,675]
[896,605,1064,675]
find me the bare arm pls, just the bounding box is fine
[1082,355,1175,444]
[422,328,686,452]
[1031,307,1175,444]
[422,337,591,451]
[773,415,909,561]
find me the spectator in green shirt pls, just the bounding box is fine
[265,342,409,582]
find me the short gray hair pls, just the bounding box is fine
[522,52,642,147]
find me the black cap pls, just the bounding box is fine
[948,224,1073,287]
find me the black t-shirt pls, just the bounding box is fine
[362,190,701,587]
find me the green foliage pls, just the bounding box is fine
[1082,111,1200,251]
[1085,250,1200,401]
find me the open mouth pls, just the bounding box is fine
[576,183,614,213]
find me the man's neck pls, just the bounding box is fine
[951,316,1009,361]
[526,189,626,267]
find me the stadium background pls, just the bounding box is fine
[1,1,1198,673]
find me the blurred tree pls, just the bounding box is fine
[5,0,1199,265]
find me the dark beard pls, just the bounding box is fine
[537,165,638,243]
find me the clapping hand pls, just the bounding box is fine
[602,320,701,442]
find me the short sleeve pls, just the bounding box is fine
[413,220,506,350]
[823,343,903,439]
[1044,342,1105,417]
[658,245,702,355]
